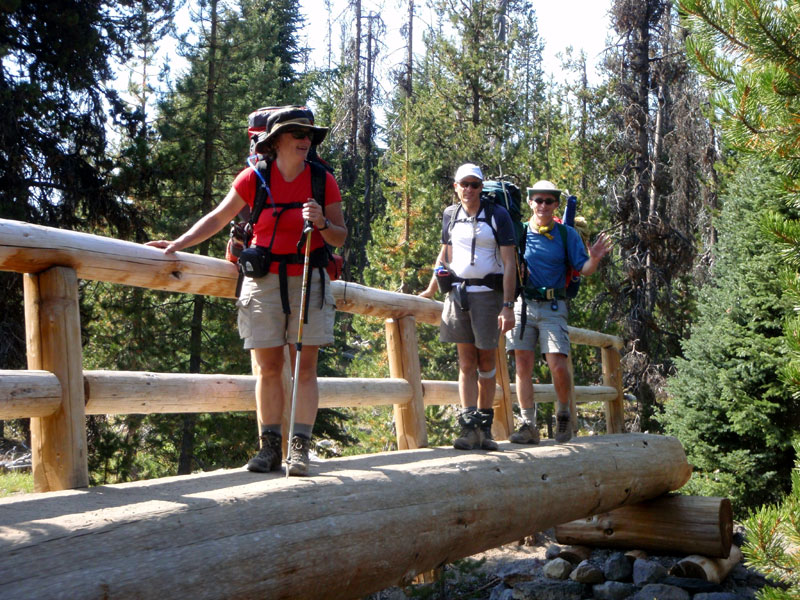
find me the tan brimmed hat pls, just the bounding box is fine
[250,106,328,153]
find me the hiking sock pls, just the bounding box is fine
[260,424,282,437]
[521,407,537,426]
[478,408,495,427]
[292,423,313,440]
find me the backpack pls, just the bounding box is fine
[481,180,526,296]
[481,180,524,247]
[559,194,582,299]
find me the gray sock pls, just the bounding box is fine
[292,423,313,439]
[260,424,281,438]
[521,407,537,425]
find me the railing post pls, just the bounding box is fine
[492,335,514,440]
[602,346,625,434]
[385,316,428,449]
[23,267,88,492]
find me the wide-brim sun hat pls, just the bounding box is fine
[527,180,561,199]
[454,163,483,182]
[250,105,328,153]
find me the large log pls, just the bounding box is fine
[555,495,733,558]
[0,434,691,600]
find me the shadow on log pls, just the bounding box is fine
[0,434,690,600]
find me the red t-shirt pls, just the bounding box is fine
[233,162,342,276]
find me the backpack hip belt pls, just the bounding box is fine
[450,273,504,291]
[523,285,567,301]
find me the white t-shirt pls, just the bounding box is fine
[441,202,516,292]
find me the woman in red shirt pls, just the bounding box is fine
[147,106,346,476]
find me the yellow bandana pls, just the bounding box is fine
[531,220,556,240]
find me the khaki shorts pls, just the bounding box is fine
[440,290,503,350]
[505,298,570,356]
[237,270,336,349]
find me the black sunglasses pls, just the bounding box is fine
[286,129,312,139]
[458,181,482,189]
[532,197,558,205]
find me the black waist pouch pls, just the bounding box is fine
[238,246,271,278]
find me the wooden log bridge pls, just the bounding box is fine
[0,434,691,600]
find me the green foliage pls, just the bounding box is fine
[680,0,800,183]
[679,3,800,509]
[0,471,33,497]
[742,438,800,600]
[662,159,798,513]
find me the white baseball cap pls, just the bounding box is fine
[454,163,483,182]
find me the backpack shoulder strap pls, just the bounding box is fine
[249,158,272,229]
[307,160,328,214]
[446,203,462,240]
[480,200,501,246]
[557,222,572,271]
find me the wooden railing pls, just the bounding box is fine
[0,218,625,492]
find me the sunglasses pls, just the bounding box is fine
[286,129,312,140]
[532,197,558,205]
[458,181,482,189]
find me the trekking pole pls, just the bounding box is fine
[286,220,314,478]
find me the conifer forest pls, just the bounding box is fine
[2,1,800,591]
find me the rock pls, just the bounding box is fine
[511,578,585,600]
[543,558,573,580]
[489,584,515,600]
[604,552,632,582]
[632,583,690,600]
[380,589,409,600]
[545,545,562,560]
[660,575,723,594]
[495,558,543,581]
[694,593,744,600]
[626,549,648,562]
[633,558,668,585]
[592,581,637,600]
[558,545,592,564]
[569,560,604,584]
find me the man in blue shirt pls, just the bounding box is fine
[506,180,612,443]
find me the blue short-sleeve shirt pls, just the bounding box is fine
[523,223,588,290]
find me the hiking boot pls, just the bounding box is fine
[247,431,282,473]
[509,422,541,444]
[453,412,482,450]
[555,410,573,443]
[287,435,311,476]
[480,426,499,451]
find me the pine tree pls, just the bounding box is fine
[678,0,800,429]
[742,438,800,599]
[661,159,798,513]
